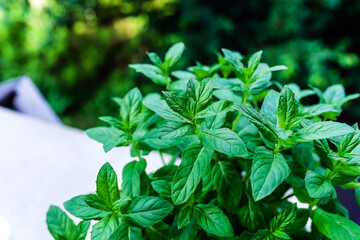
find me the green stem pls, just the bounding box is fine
[158,150,166,165]
[232,91,249,131]
[273,140,283,153]
[131,140,141,160]
[252,97,259,109]
[309,199,319,210]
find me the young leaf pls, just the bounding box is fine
[85,127,130,153]
[199,128,248,157]
[83,194,112,212]
[91,214,120,240]
[151,179,172,198]
[144,99,191,123]
[46,206,75,240]
[251,149,290,201]
[233,104,278,146]
[63,195,109,220]
[338,124,360,156]
[212,161,243,206]
[172,143,214,205]
[277,86,299,130]
[312,208,360,240]
[129,64,168,85]
[305,170,336,199]
[165,42,185,69]
[108,223,142,240]
[293,121,355,143]
[261,90,280,124]
[159,121,195,139]
[248,50,263,74]
[269,203,297,232]
[122,196,174,228]
[70,220,90,240]
[122,159,146,198]
[194,204,234,237]
[170,218,198,240]
[147,52,163,68]
[163,91,189,119]
[178,205,194,229]
[96,162,120,207]
[238,200,266,231]
[221,48,244,71]
[186,78,213,113]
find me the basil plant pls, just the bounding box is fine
[47,43,360,240]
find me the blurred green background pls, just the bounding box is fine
[1,0,360,129]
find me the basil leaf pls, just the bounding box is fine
[178,205,194,229]
[212,161,243,206]
[172,143,213,204]
[91,214,120,240]
[312,208,360,240]
[108,223,142,240]
[200,128,248,157]
[302,104,338,118]
[165,42,185,70]
[277,86,299,130]
[194,204,234,237]
[293,121,355,143]
[129,64,168,85]
[85,127,130,152]
[122,196,174,228]
[233,104,278,146]
[145,222,170,240]
[170,218,198,240]
[159,121,195,139]
[122,159,146,198]
[71,220,90,240]
[96,162,120,207]
[269,203,297,232]
[238,200,266,231]
[144,99,190,123]
[305,170,336,199]
[151,179,172,198]
[338,124,360,156]
[251,149,290,201]
[186,78,213,113]
[83,194,111,212]
[46,206,75,240]
[63,195,109,220]
[261,90,280,124]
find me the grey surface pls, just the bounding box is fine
[0,107,163,239]
[0,76,61,124]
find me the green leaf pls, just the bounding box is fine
[46,206,75,240]
[71,220,90,240]
[145,222,170,240]
[147,52,163,68]
[248,50,263,74]
[305,170,336,199]
[165,42,185,69]
[312,208,360,240]
[238,200,266,232]
[194,204,234,237]
[251,149,290,201]
[113,87,143,130]
[293,121,355,143]
[163,91,189,118]
[159,121,195,139]
[261,90,280,124]
[212,161,242,206]
[144,99,190,123]
[195,100,232,119]
[129,64,168,85]
[170,218,197,240]
[122,196,174,228]
[269,204,297,232]
[151,179,172,198]
[63,195,109,220]
[314,139,334,169]
[122,159,146,198]
[302,104,338,118]
[277,86,299,130]
[91,214,120,240]
[113,195,132,214]
[85,127,130,152]
[83,194,111,212]
[233,104,278,146]
[178,205,194,229]
[186,78,213,113]
[199,128,248,157]
[323,84,345,105]
[108,223,142,240]
[171,143,213,205]
[335,157,360,176]
[251,229,271,240]
[339,124,360,156]
[140,129,181,150]
[221,48,244,71]
[96,162,120,207]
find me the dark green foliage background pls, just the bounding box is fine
[1,0,359,128]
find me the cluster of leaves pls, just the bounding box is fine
[47,43,360,240]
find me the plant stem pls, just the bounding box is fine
[158,150,166,165]
[273,140,283,153]
[232,91,249,131]
[131,140,141,160]
[309,198,319,210]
